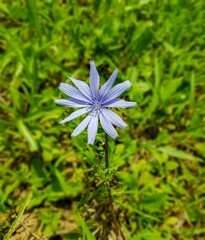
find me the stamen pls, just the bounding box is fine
[89,98,102,117]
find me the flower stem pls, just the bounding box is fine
[104,133,125,240]
[105,133,109,171]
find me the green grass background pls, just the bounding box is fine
[0,0,205,239]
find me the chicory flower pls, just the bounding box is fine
[55,61,136,144]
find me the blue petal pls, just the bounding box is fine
[60,108,89,124]
[99,69,118,101]
[102,98,136,108]
[101,108,127,129]
[102,80,131,103]
[89,61,99,98]
[99,112,118,139]
[59,83,89,102]
[71,115,91,136]
[69,77,92,100]
[88,116,98,144]
[55,98,89,108]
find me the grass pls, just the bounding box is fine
[0,0,205,239]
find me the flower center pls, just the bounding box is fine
[92,100,101,110]
[87,98,102,117]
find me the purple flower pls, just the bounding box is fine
[55,61,136,144]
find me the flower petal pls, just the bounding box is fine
[54,98,89,108]
[59,83,89,102]
[99,69,118,101]
[102,98,136,108]
[71,115,91,136]
[60,108,89,124]
[102,80,131,103]
[101,108,127,129]
[88,116,98,144]
[69,77,92,100]
[89,60,99,98]
[99,112,118,139]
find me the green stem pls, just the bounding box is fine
[105,133,109,171]
[104,133,126,240]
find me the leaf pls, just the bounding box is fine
[158,146,201,161]
[5,192,32,240]
[139,192,168,213]
[165,161,179,171]
[47,163,83,199]
[31,159,49,188]
[25,0,39,36]
[160,78,183,103]
[16,119,38,152]
[76,213,96,240]
[135,82,150,93]
[129,229,164,240]
[189,71,195,107]
[9,88,23,112]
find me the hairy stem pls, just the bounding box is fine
[105,133,109,171]
[104,134,125,240]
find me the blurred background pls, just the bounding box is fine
[0,0,205,239]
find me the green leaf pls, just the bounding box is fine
[76,213,96,240]
[158,146,201,161]
[5,192,32,240]
[165,161,179,171]
[16,119,38,152]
